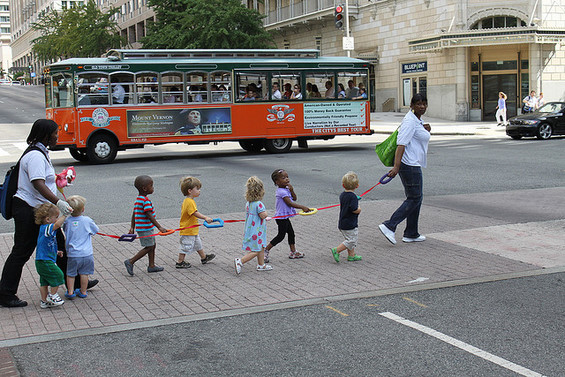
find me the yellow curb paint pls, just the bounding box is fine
[325,305,349,316]
[402,297,428,308]
[366,304,379,307]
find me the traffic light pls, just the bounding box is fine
[335,5,344,29]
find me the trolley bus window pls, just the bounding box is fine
[77,72,109,105]
[305,71,336,99]
[110,72,134,105]
[187,72,208,103]
[162,72,184,104]
[210,71,231,103]
[52,73,74,108]
[271,71,301,101]
[136,72,158,104]
[236,71,267,101]
[337,71,368,99]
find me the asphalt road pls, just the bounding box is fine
[10,272,564,377]
[1,134,564,234]
[0,85,46,123]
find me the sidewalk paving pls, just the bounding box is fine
[1,186,564,347]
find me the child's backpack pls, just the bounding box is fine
[0,146,47,220]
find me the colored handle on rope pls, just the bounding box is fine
[203,218,224,228]
[379,173,394,184]
[298,208,318,216]
[158,229,175,236]
[118,234,137,242]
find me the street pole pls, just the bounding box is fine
[345,0,350,57]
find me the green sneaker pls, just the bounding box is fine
[347,255,362,262]
[331,248,340,263]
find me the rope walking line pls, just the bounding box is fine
[96,173,393,242]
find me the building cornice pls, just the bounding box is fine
[408,27,565,52]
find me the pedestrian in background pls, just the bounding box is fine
[379,93,431,245]
[522,90,537,113]
[495,92,508,126]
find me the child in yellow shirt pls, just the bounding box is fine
[177,177,215,268]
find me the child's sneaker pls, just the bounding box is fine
[124,259,134,276]
[40,300,53,309]
[289,251,305,259]
[234,258,243,275]
[256,264,273,271]
[201,254,216,264]
[264,250,270,263]
[46,293,64,306]
[347,255,362,262]
[331,248,340,263]
[74,288,87,298]
[147,266,164,273]
[176,261,191,269]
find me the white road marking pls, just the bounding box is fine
[379,312,545,377]
[0,147,9,156]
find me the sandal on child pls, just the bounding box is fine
[347,255,362,262]
[331,248,340,263]
[64,291,76,299]
[74,288,87,298]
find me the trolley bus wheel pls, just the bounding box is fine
[263,138,292,153]
[239,140,264,152]
[87,133,118,164]
[69,148,89,162]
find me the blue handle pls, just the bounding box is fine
[379,173,394,184]
[203,218,224,228]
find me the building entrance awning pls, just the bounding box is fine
[408,27,565,52]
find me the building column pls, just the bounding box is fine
[455,47,469,121]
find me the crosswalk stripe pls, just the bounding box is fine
[0,147,9,156]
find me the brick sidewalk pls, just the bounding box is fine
[3,192,555,345]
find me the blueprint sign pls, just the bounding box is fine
[402,62,427,74]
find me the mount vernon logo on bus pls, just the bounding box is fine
[80,108,121,128]
[266,105,295,123]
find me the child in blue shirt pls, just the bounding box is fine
[331,172,362,262]
[63,195,99,299]
[34,203,67,309]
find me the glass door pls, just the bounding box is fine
[482,74,517,120]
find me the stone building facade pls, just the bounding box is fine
[250,0,565,120]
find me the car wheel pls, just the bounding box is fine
[536,123,552,140]
[69,148,89,162]
[264,138,292,153]
[510,135,522,140]
[239,140,263,152]
[87,133,118,164]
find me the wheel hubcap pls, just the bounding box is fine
[273,139,289,149]
[94,142,110,158]
[540,125,551,138]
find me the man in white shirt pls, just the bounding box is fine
[522,90,537,113]
[112,83,126,104]
[325,81,335,98]
[272,83,282,100]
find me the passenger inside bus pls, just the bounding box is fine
[346,80,359,99]
[283,83,292,100]
[325,81,335,98]
[290,84,302,100]
[337,83,346,99]
[352,87,367,100]
[272,83,282,100]
[310,84,322,98]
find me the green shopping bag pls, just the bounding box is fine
[375,129,398,167]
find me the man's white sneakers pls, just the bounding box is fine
[378,224,396,245]
[402,235,426,243]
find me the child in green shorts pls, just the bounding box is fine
[34,203,67,309]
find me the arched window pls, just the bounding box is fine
[470,16,527,29]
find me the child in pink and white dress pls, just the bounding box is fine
[234,176,272,275]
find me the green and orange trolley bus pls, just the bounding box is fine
[44,49,372,163]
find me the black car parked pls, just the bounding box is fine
[506,102,565,140]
